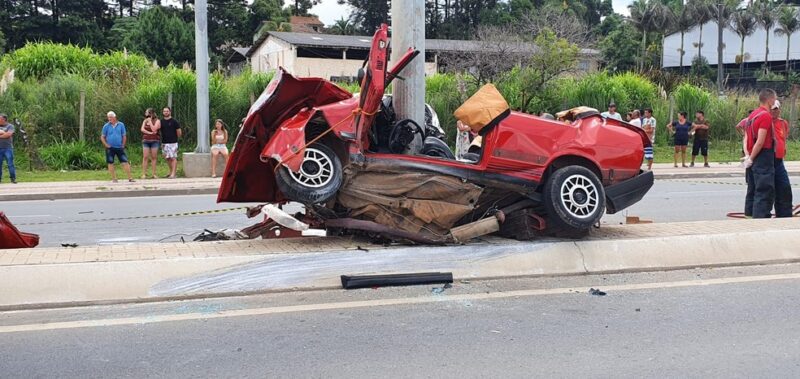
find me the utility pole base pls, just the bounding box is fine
[181,152,224,178]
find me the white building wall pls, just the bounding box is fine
[251,38,296,73]
[663,20,800,67]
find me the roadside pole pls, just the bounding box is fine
[79,90,85,142]
[194,0,210,154]
[716,1,724,96]
[183,0,211,177]
[391,0,425,153]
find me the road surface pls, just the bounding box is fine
[1,263,799,377]
[2,176,798,247]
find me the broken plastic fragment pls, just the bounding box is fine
[262,204,309,231]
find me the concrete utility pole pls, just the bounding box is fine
[391,0,425,153]
[717,1,724,96]
[194,0,210,154]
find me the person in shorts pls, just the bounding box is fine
[668,112,691,168]
[690,110,710,167]
[140,108,161,179]
[642,108,656,170]
[160,107,182,178]
[210,119,229,178]
[101,111,133,183]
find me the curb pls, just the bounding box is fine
[0,187,219,202]
[2,227,799,310]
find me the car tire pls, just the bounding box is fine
[542,165,605,238]
[275,143,343,204]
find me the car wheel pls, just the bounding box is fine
[275,143,343,204]
[542,165,605,237]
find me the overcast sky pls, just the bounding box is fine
[309,0,633,26]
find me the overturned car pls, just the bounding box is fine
[218,24,653,243]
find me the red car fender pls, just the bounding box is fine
[260,108,316,173]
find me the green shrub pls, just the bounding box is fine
[39,141,106,170]
[562,71,631,113]
[4,42,151,82]
[613,72,660,111]
[672,83,711,122]
[426,73,466,144]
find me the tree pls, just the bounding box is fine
[289,0,320,16]
[775,5,800,74]
[516,28,579,111]
[338,0,390,35]
[207,0,250,57]
[443,25,526,85]
[0,29,5,54]
[730,9,757,79]
[249,0,289,35]
[628,0,670,71]
[600,21,641,72]
[122,6,195,66]
[753,0,779,74]
[329,17,356,35]
[687,0,714,61]
[519,7,593,47]
[668,2,695,73]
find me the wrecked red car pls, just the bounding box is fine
[218,24,653,243]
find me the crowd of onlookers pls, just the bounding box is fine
[600,88,791,219]
[100,107,229,182]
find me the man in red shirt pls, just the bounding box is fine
[771,100,792,217]
[743,88,777,218]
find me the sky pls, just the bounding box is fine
[310,0,634,27]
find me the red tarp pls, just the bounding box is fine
[0,212,39,249]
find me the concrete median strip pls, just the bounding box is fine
[0,218,798,310]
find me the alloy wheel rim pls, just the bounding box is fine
[288,147,334,188]
[559,174,599,219]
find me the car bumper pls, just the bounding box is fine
[604,170,654,214]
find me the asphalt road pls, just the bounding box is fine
[2,263,800,378]
[2,176,798,247]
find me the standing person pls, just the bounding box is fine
[140,108,161,179]
[210,119,229,178]
[160,107,182,179]
[601,102,622,121]
[690,111,710,167]
[735,110,753,163]
[629,110,642,128]
[0,114,16,184]
[770,101,792,218]
[642,108,657,171]
[101,111,133,183]
[668,112,691,168]
[743,89,778,219]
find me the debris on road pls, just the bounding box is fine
[431,282,452,295]
[341,272,454,290]
[589,288,607,296]
[61,243,79,248]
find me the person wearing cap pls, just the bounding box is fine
[770,100,792,217]
[601,102,622,121]
[743,89,777,219]
[0,113,16,184]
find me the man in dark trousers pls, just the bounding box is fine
[770,100,792,218]
[743,89,777,218]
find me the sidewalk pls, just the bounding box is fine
[0,177,221,201]
[648,161,800,179]
[1,218,799,309]
[2,162,799,201]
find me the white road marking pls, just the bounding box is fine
[1,272,799,334]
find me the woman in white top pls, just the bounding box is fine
[210,119,229,178]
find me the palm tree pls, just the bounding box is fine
[753,0,779,74]
[330,17,355,36]
[730,9,758,80]
[687,0,715,61]
[629,0,671,71]
[669,2,696,73]
[774,5,800,74]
